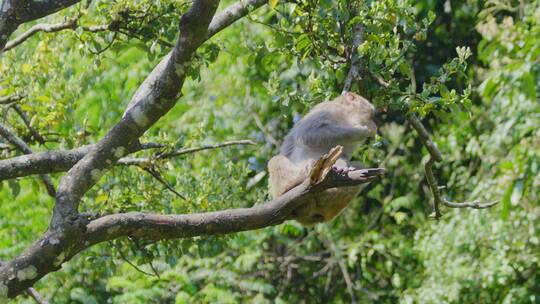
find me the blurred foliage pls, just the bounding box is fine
[0,0,539,303]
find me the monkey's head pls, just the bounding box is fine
[340,92,378,136]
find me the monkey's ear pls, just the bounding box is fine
[344,92,356,102]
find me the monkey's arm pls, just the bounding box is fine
[267,155,308,198]
[297,114,371,147]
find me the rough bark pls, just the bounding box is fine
[0,0,271,298]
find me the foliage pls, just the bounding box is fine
[0,0,538,303]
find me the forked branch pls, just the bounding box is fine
[409,115,498,218]
[407,71,497,218]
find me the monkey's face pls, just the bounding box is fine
[341,92,377,136]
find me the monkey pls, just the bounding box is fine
[267,92,378,225]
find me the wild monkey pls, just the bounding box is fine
[268,92,378,225]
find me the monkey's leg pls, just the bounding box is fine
[267,155,306,198]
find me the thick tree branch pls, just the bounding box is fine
[81,149,382,245]
[0,146,383,298]
[0,145,95,180]
[0,0,81,50]
[0,0,268,298]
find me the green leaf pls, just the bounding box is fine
[8,180,20,198]
[269,0,279,9]
[500,180,514,220]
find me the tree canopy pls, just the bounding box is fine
[0,0,538,303]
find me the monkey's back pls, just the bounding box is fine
[280,100,348,161]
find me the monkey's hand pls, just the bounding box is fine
[346,168,385,181]
[308,146,385,188]
[332,166,357,175]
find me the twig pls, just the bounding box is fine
[143,167,187,200]
[117,139,255,166]
[130,238,161,278]
[109,241,156,277]
[158,139,256,158]
[4,18,78,51]
[251,112,279,146]
[82,24,110,33]
[328,238,357,304]
[11,104,46,144]
[0,94,25,105]
[0,123,56,197]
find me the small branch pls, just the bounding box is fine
[0,123,56,197]
[143,167,187,200]
[157,139,256,159]
[110,241,156,277]
[329,239,357,304]
[251,112,279,147]
[3,18,77,51]
[407,69,497,218]
[11,104,46,144]
[341,10,363,94]
[408,115,442,162]
[117,139,255,166]
[26,287,49,304]
[0,0,82,51]
[0,94,25,105]
[442,198,499,209]
[81,24,110,33]
[0,123,32,154]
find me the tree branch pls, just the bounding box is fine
[0,0,81,51]
[409,115,498,218]
[81,148,383,244]
[3,18,77,51]
[11,104,46,145]
[353,46,498,218]
[407,69,497,218]
[0,0,268,298]
[341,5,363,94]
[0,123,56,197]
[0,146,383,298]
[0,140,254,180]
[158,139,256,158]
[142,167,187,200]
[26,287,49,304]
[0,94,25,105]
